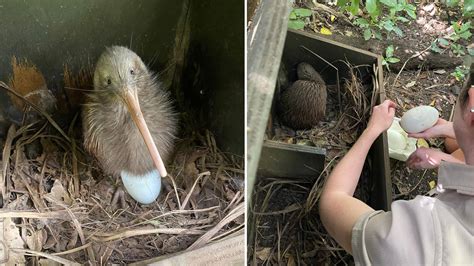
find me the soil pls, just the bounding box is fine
[251,2,468,265]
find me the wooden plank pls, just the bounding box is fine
[130,234,244,266]
[258,141,326,179]
[247,1,291,206]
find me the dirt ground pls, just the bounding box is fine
[251,2,468,265]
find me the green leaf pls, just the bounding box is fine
[431,43,443,53]
[446,0,459,7]
[468,48,474,56]
[437,38,450,46]
[458,30,472,40]
[386,57,401,63]
[464,0,474,15]
[348,0,360,15]
[383,20,395,31]
[406,9,417,19]
[289,11,297,20]
[364,28,372,40]
[374,30,383,40]
[386,45,394,57]
[355,18,370,27]
[397,16,409,22]
[393,26,404,36]
[366,0,379,18]
[337,0,350,7]
[460,21,472,32]
[452,21,461,32]
[288,19,305,30]
[404,4,416,11]
[380,0,397,7]
[293,8,312,17]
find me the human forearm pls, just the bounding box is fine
[322,129,378,196]
[440,122,456,139]
[319,129,378,253]
[319,100,396,253]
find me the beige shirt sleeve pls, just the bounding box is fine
[351,196,437,266]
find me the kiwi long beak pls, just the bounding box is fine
[123,89,168,177]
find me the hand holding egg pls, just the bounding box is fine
[407,118,451,139]
[399,105,439,134]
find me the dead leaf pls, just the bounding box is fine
[320,27,332,35]
[287,254,297,266]
[417,138,429,148]
[405,81,416,88]
[44,179,73,205]
[0,218,26,265]
[6,194,30,210]
[24,228,44,251]
[256,247,272,261]
[433,69,446,74]
[39,258,62,266]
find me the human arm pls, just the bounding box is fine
[406,147,464,169]
[319,100,396,254]
[407,118,456,139]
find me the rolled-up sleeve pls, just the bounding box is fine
[351,196,437,266]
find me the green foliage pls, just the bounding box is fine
[288,8,312,30]
[382,45,400,70]
[338,0,416,40]
[431,22,472,57]
[444,0,474,17]
[451,65,469,81]
[465,0,474,17]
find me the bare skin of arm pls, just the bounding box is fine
[319,100,396,254]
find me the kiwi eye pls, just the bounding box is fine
[107,79,111,85]
[130,69,135,75]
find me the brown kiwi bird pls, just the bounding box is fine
[83,46,178,204]
[278,62,327,130]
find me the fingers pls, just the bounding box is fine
[407,132,425,138]
[373,99,397,113]
[435,118,448,125]
[385,99,397,109]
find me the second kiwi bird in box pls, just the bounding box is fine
[278,62,327,130]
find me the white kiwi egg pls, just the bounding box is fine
[400,106,439,134]
[121,170,161,204]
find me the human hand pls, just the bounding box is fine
[366,100,397,136]
[407,118,451,139]
[406,148,449,169]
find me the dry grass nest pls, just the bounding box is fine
[0,83,244,265]
[251,63,379,264]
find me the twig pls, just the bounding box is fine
[0,209,82,219]
[11,248,81,265]
[180,171,211,210]
[188,202,244,250]
[0,81,71,143]
[90,228,204,242]
[393,169,428,199]
[166,174,182,209]
[424,83,451,91]
[393,45,431,86]
[1,125,16,201]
